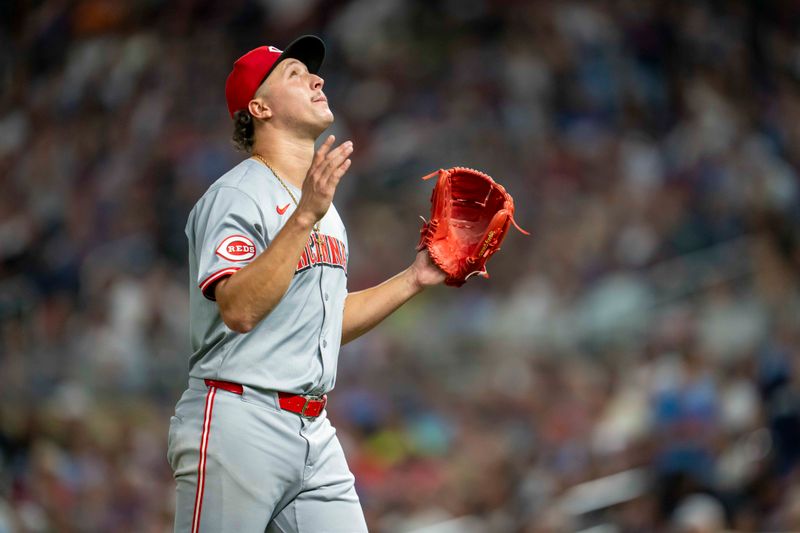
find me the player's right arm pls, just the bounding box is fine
[214,136,352,333]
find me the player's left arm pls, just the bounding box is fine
[341,249,445,345]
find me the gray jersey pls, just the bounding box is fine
[185,159,348,395]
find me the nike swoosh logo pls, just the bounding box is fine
[276,204,290,215]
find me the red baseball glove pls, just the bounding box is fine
[417,167,529,287]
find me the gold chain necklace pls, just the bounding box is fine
[252,154,324,246]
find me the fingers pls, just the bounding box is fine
[311,137,350,176]
[312,135,336,166]
[301,139,354,220]
[315,140,353,184]
[324,141,353,177]
[329,158,351,184]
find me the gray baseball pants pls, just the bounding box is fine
[167,377,368,532]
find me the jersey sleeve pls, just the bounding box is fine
[193,187,267,301]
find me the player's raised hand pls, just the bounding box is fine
[297,135,353,222]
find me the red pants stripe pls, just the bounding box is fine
[191,386,216,533]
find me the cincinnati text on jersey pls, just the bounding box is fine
[296,234,347,273]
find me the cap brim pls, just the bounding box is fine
[264,35,325,82]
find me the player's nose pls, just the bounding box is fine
[310,74,324,91]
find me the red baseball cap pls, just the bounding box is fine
[225,35,325,118]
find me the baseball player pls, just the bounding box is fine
[167,35,446,532]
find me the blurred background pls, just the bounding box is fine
[1,0,799,531]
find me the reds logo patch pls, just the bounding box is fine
[215,235,256,262]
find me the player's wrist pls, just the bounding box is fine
[404,264,426,294]
[291,209,318,231]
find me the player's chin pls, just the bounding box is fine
[314,110,335,132]
[319,108,334,125]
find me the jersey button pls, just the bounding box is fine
[324,293,329,301]
[322,340,328,348]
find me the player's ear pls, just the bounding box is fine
[248,97,272,120]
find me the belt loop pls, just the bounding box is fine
[204,379,243,395]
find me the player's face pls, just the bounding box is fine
[258,59,333,137]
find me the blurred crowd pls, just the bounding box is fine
[1,0,799,531]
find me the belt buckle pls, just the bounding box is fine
[300,394,316,420]
[300,394,324,419]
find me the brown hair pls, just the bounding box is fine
[232,110,255,152]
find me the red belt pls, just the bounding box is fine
[204,379,327,418]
